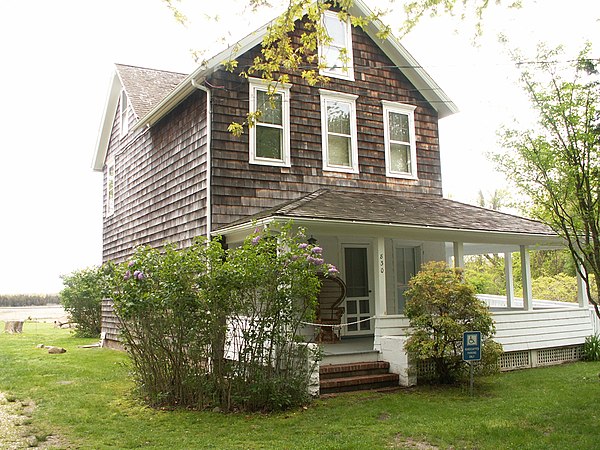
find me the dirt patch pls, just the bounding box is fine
[0,392,70,449]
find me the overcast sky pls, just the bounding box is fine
[0,0,598,295]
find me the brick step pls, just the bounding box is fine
[320,361,391,380]
[320,373,400,394]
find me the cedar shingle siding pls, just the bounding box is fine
[103,93,208,262]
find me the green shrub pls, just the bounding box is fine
[59,267,107,337]
[405,261,502,384]
[582,335,600,361]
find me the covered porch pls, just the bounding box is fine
[217,189,594,385]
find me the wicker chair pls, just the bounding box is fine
[315,274,347,343]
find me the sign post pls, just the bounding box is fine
[463,331,482,396]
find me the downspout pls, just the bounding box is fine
[191,78,212,241]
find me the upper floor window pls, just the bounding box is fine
[320,10,354,81]
[320,90,358,173]
[249,78,291,167]
[106,158,115,216]
[120,89,129,138]
[382,101,418,179]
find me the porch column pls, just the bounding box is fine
[520,245,533,311]
[577,265,589,308]
[504,252,514,308]
[453,242,464,269]
[375,237,387,316]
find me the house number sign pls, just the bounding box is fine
[379,253,385,273]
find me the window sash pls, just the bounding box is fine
[249,79,291,167]
[383,102,417,179]
[320,11,354,81]
[321,91,358,173]
[106,160,115,216]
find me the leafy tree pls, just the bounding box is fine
[59,267,107,337]
[404,261,501,384]
[494,44,600,317]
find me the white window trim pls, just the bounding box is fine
[382,100,418,179]
[320,89,359,174]
[319,10,355,81]
[106,157,115,217]
[120,89,129,138]
[248,78,291,167]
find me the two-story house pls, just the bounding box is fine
[92,0,592,387]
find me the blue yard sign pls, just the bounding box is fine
[463,331,482,362]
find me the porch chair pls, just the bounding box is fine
[315,273,347,343]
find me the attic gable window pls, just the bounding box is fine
[382,101,418,179]
[319,10,354,81]
[120,89,129,137]
[106,157,115,216]
[249,78,291,167]
[320,90,358,173]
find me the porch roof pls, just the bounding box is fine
[216,189,563,247]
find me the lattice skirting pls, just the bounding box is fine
[416,345,584,378]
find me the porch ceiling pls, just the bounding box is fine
[216,189,564,248]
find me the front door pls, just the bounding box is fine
[342,245,374,336]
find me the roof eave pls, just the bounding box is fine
[91,72,122,171]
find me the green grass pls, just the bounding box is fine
[1,322,600,449]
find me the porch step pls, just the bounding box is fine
[320,361,399,394]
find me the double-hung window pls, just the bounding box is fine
[120,90,129,137]
[319,10,354,81]
[320,90,358,173]
[249,78,291,167]
[106,157,115,216]
[382,101,418,179]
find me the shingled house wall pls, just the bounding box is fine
[208,23,442,231]
[102,92,208,263]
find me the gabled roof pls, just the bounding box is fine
[92,0,458,171]
[216,189,562,247]
[92,65,187,171]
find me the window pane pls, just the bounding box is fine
[390,143,411,173]
[346,300,357,315]
[359,299,370,314]
[389,111,409,143]
[328,135,351,166]
[347,321,358,332]
[256,90,282,125]
[324,14,346,45]
[359,317,370,331]
[256,126,282,159]
[327,101,350,135]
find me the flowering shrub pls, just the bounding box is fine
[106,222,335,411]
[404,261,502,384]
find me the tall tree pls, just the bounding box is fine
[494,44,600,317]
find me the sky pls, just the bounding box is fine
[0,0,598,295]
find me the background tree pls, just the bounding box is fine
[494,43,600,317]
[59,267,107,337]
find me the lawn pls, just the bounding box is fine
[1,322,599,449]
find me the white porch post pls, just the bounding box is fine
[577,264,589,308]
[520,245,533,311]
[504,252,514,308]
[453,241,464,269]
[375,237,387,316]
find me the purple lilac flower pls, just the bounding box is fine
[298,243,308,249]
[290,254,299,261]
[311,246,323,254]
[312,258,324,265]
[251,236,261,245]
[136,271,145,280]
[327,265,339,275]
[128,260,135,267]
[124,270,131,280]
[133,270,141,278]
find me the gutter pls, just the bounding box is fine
[190,78,212,241]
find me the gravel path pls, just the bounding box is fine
[0,392,69,449]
